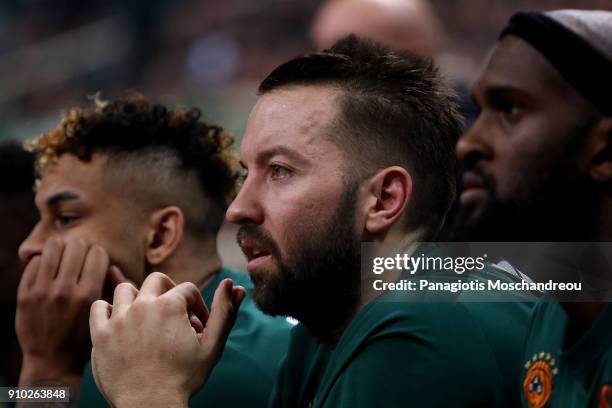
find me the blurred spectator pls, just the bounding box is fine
[311,0,478,126]
[2,0,611,144]
[312,0,443,56]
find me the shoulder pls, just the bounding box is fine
[322,328,497,407]
[329,301,508,373]
[329,300,530,404]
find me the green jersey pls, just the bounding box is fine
[269,264,535,407]
[521,302,612,408]
[80,268,293,407]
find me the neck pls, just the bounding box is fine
[316,227,426,346]
[158,237,222,291]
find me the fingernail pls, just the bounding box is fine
[236,287,246,303]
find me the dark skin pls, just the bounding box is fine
[457,36,601,212]
[456,35,612,346]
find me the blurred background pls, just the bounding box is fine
[1,0,610,270]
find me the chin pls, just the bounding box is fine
[249,258,280,281]
[251,286,283,317]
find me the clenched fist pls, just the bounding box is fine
[90,272,245,408]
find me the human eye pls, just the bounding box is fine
[269,163,293,181]
[54,213,80,228]
[494,97,524,124]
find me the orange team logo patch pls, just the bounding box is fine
[523,352,558,408]
[600,384,612,408]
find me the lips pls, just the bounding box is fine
[460,171,488,207]
[238,238,273,273]
[462,171,485,189]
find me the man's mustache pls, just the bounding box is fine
[236,225,281,258]
[460,159,498,194]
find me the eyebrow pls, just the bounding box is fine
[241,145,309,169]
[483,85,532,102]
[45,191,80,207]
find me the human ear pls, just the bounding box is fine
[145,206,184,266]
[363,166,412,235]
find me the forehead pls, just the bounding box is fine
[36,154,107,202]
[474,35,575,100]
[241,85,344,161]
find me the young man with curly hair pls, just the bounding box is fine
[16,95,292,407]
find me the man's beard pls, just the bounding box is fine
[443,157,597,243]
[237,183,362,338]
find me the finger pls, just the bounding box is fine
[138,272,176,298]
[57,239,89,283]
[17,255,41,296]
[201,279,245,354]
[162,282,209,324]
[35,238,64,286]
[102,265,129,303]
[77,245,109,298]
[90,299,112,339]
[231,286,247,309]
[189,312,204,333]
[113,282,138,310]
[106,265,133,290]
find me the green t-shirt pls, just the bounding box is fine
[521,302,612,408]
[80,268,293,407]
[269,265,536,408]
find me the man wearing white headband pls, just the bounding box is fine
[453,9,612,407]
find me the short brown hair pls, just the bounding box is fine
[259,35,463,237]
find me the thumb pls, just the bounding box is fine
[201,279,246,358]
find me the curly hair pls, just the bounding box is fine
[27,94,238,236]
